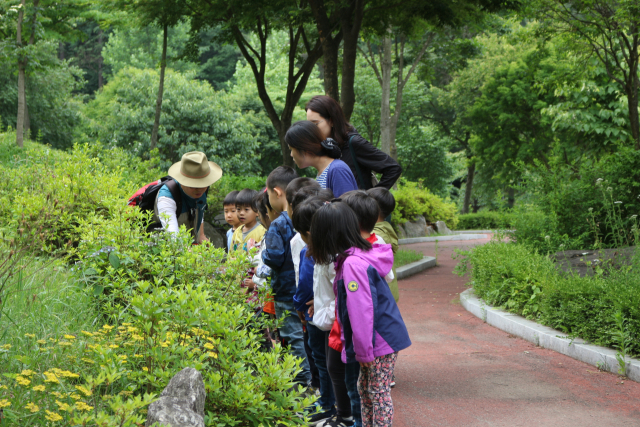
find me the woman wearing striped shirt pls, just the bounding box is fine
[285,120,358,198]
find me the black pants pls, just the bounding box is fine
[304,326,320,388]
[326,336,352,417]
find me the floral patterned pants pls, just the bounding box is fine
[357,352,397,427]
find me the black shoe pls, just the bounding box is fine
[318,415,354,427]
[308,408,336,426]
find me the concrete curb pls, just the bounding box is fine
[460,288,640,382]
[399,234,488,245]
[396,257,436,280]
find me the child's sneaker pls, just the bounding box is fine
[390,373,396,388]
[318,415,354,427]
[308,408,336,426]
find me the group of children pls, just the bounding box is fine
[223,166,411,427]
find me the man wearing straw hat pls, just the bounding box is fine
[153,151,223,244]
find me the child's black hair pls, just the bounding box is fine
[367,187,396,219]
[235,188,259,212]
[310,201,371,265]
[340,190,380,233]
[285,177,320,205]
[254,189,271,219]
[266,166,299,191]
[291,187,334,211]
[291,192,334,234]
[223,190,240,207]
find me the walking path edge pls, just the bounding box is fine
[396,256,436,280]
[460,288,640,383]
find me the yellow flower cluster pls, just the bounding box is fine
[25,402,39,413]
[45,410,63,422]
[75,401,93,411]
[32,385,45,392]
[15,375,31,386]
[55,400,71,412]
[24,333,36,339]
[75,385,92,397]
[0,399,11,408]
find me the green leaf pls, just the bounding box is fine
[84,267,98,276]
[93,285,104,296]
[109,252,121,269]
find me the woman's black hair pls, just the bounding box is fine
[341,190,380,233]
[310,201,371,265]
[236,188,259,212]
[291,187,334,211]
[285,121,342,159]
[305,95,354,147]
[253,189,271,219]
[367,187,395,219]
[223,190,239,207]
[285,177,320,205]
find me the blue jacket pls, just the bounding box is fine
[334,244,411,364]
[293,248,314,321]
[262,212,296,302]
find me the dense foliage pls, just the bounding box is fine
[391,179,459,229]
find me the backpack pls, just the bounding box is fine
[128,177,183,231]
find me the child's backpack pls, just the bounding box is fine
[128,177,183,230]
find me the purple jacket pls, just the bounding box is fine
[334,244,411,364]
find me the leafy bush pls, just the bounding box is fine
[391,179,459,228]
[0,132,159,252]
[519,147,640,249]
[455,211,515,230]
[455,241,640,357]
[81,67,263,175]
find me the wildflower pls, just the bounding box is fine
[81,331,94,337]
[208,352,218,359]
[545,235,550,240]
[16,375,31,386]
[203,342,214,350]
[24,333,36,339]
[102,324,114,331]
[108,344,119,349]
[142,367,148,372]
[75,401,93,411]
[131,334,144,342]
[58,341,72,347]
[615,201,622,204]
[60,371,79,379]
[20,369,34,376]
[45,410,63,422]
[1,344,11,350]
[51,391,63,398]
[607,187,613,192]
[0,385,7,390]
[55,400,71,412]
[127,327,138,333]
[81,358,95,364]
[119,390,133,396]
[75,385,92,396]
[37,340,46,345]
[133,354,144,358]
[631,215,638,219]
[122,322,132,326]
[44,372,60,383]
[70,393,82,400]
[32,385,45,392]
[588,207,593,212]
[0,399,11,408]
[63,334,76,340]
[25,402,39,413]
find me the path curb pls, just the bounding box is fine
[396,257,436,280]
[460,288,640,382]
[399,234,487,245]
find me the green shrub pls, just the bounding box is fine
[455,241,640,357]
[455,211,515,230]
[395,249,423,267]
[391,179,458,228]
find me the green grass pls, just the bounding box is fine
[395,248,423,267]
[0,250,98,373]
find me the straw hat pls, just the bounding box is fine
[168,152,222,188]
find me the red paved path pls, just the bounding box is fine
[392,236,640,426]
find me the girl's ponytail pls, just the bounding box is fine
[320,138,342,159]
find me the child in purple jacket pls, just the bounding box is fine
[309,201,411,427]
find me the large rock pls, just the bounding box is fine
[146,368,206,427]
[435,221,452,235]
[426,225,435,236]
[402,215,427,238]
[202,222,225,249]
[396,223,407,239]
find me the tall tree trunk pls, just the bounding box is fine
[379,33,392,155]
[59,41,64,60]
[462,161,475,214]
[308,0,342,102]
[150,23,168,151]
[97,29,104,90]
[340,0,366,121]
[24,101,30,140]
[16,0,26,148]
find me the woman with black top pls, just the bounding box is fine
[305,95,402,190]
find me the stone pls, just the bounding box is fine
[396,223,407,239]
[202,222,225,249]
[435,221,452,235]
[402,216,427,238]
[426,226,435,236]
[146,368,206,427]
